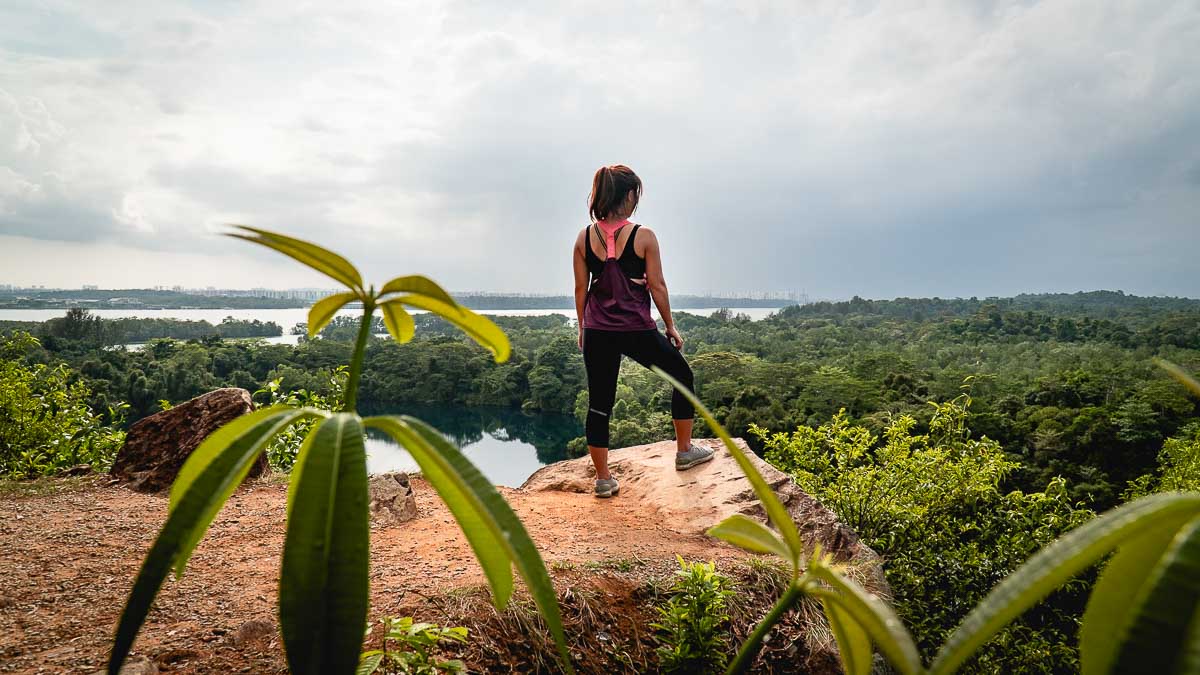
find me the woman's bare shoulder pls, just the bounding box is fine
[634,224,659,254]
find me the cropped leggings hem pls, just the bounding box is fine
[582,328,695,448]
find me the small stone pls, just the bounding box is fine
[368,472,418,525]
[92,655,158,675]
[232,619,276,647]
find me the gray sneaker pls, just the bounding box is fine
[675,444,715,471]
[594,478,620,498]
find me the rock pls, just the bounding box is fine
[110,388,259,493]
[60,463,92,476]
[368,472,418,524]
[522,438,883,573]
[231,619,276,648]
[92,655,158,675]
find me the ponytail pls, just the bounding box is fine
[588,165,642,222]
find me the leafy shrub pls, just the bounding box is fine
[0,332,127,478]
[359,617,468,675]
[754,393,1093,671]
[1124,423,1200,499]
[652,557,735,673]
[253,366,347,471]
[655,365,1200,675]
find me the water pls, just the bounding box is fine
[0,306,781,324]
[361,404,583,488]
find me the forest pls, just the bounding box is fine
[2,290,1199,672]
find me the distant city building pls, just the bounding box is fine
[82,284,99,290]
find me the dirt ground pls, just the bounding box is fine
[0,476,761,674]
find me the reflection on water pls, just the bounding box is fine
[360,404,583,488]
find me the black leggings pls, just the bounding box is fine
[583,328,695,447]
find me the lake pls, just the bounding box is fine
[361,404,583,488]
[0,306,781,327]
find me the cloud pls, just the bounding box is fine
[0,0,1197,297]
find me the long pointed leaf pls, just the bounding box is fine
[388,294,510,363]
[169,406,323,574]
[228,225,364,293]
[652,366,805,563]
[1080,520,1182,674]
[823,596,874,675]
[365,415,574,674]
[708,514,792,560]
[1156,358,1200,398]
[377,275,457,306]
[813,567,922,675]
[931,493,1200,675]
[1112,515,1200,673]
[378,300,416,344]
[109,406,312,674]
[363,416,514,609]
[308,292,360,337]
[279,414,370,675]
[403,416,573,674]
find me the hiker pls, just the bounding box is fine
[572,164,714,498]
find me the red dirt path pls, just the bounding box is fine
[0,476,744,674]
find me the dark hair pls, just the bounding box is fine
[588,165,642,222]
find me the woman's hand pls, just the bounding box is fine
[665,325,684,350]
[578,325,585,352]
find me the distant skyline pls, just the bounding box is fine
[2,1,1198,298]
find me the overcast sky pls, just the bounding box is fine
[1,1,1197,299]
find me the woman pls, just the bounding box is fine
[573,164,714,498]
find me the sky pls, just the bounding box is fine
[1,0,1198,299]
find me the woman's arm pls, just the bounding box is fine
[641,228,684,349]
[573,229,589,350]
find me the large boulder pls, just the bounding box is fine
[522,438,882,572]
[110,388,260,492]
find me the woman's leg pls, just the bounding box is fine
[624,330,696,452]
[583,329,622,480]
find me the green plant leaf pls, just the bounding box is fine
[1111,514,1200,673]
[931,493,1200,675]
[286,416,323,517]
[813,566,922,675]
[386,294,510,363]
[651,366,805,563]
[363,416,513,608]
[357,651,384,675]
[377,274,457,306]
[227,225,364,293]
[823,596,874,675]
[1183,608,1200,675]
[707,514,792,560]
[363,415,574,674]
[308,292,360,338]
[1156,358,1200,398]
[279,413,370,675]
[110,406,315,675]
[1080,519,1183,675]
[378,299,416,344]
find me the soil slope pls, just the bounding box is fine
[0,439,875,674]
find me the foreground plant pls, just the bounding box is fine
[654,367,1200,675]
[652,557,735,673]
[108,227,571,675]
[359,616,468,675]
